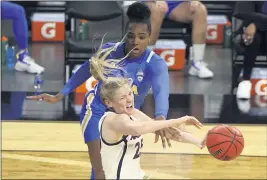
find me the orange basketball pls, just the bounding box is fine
[206,124,244,161]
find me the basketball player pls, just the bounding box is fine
[143,1,214,79]
[1,1,45,74]
[87,49,206,179]
[86,34,206,179]
[27,2,206,179]
[97,79,204,179]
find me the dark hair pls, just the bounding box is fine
[126,2,151,34]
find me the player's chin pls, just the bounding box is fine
[125,106,134,115]
[129,51,142,59]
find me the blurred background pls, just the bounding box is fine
[1,1,266,123]
[1,1,267,179]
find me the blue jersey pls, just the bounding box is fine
[60,42,169,118]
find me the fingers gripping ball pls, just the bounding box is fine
[206,124,244,161]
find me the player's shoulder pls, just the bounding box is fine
[147,50,167,66]
[151,51,164,62]
[104,111,129,123]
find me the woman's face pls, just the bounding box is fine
[125,23,150,59]
[105,84,134,115]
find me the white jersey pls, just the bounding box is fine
[99,112,145,179]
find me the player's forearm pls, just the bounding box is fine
[132,118,185,136]
[114,112,185,136]
[53,93,65,102]
[131,111,166,134]
[166,130,202,148]
[154,91,169,118]
[59,61,91,96]
[152,72,169,118]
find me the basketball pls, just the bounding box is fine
[206,124,244,161]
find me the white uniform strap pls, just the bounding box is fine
[98,112,112,132]
[146,51,155,63]
[93,42,120,94]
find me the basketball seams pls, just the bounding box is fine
[231,141,238,158]
[208,132,244,147]
[218,128,237,160]
[207,141,232,149]
[225,125,243,137]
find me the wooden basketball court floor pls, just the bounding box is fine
[1,121,267,179]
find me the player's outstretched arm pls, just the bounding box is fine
[106,111,202,137]
[59,61,91,96]
[26,42,116,103]
[27,60,92,103]
[165,127,207,149]
[132,109,206,149]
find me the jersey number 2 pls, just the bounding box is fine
[133,139,143,159]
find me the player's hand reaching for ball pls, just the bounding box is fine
[154,116,174,148]
[179,115,203,129]
[164,126,182,140]
[26,93,64,104]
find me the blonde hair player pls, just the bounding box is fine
[89,41,207,179]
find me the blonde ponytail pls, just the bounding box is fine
[89,33,136,103]
[89,33,135,82]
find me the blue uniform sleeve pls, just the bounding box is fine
[148,55,169,119]
[59,42,117,96]
[59,61,91,96]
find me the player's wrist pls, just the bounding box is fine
[155,115,166,120]
[55,93,64,101]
